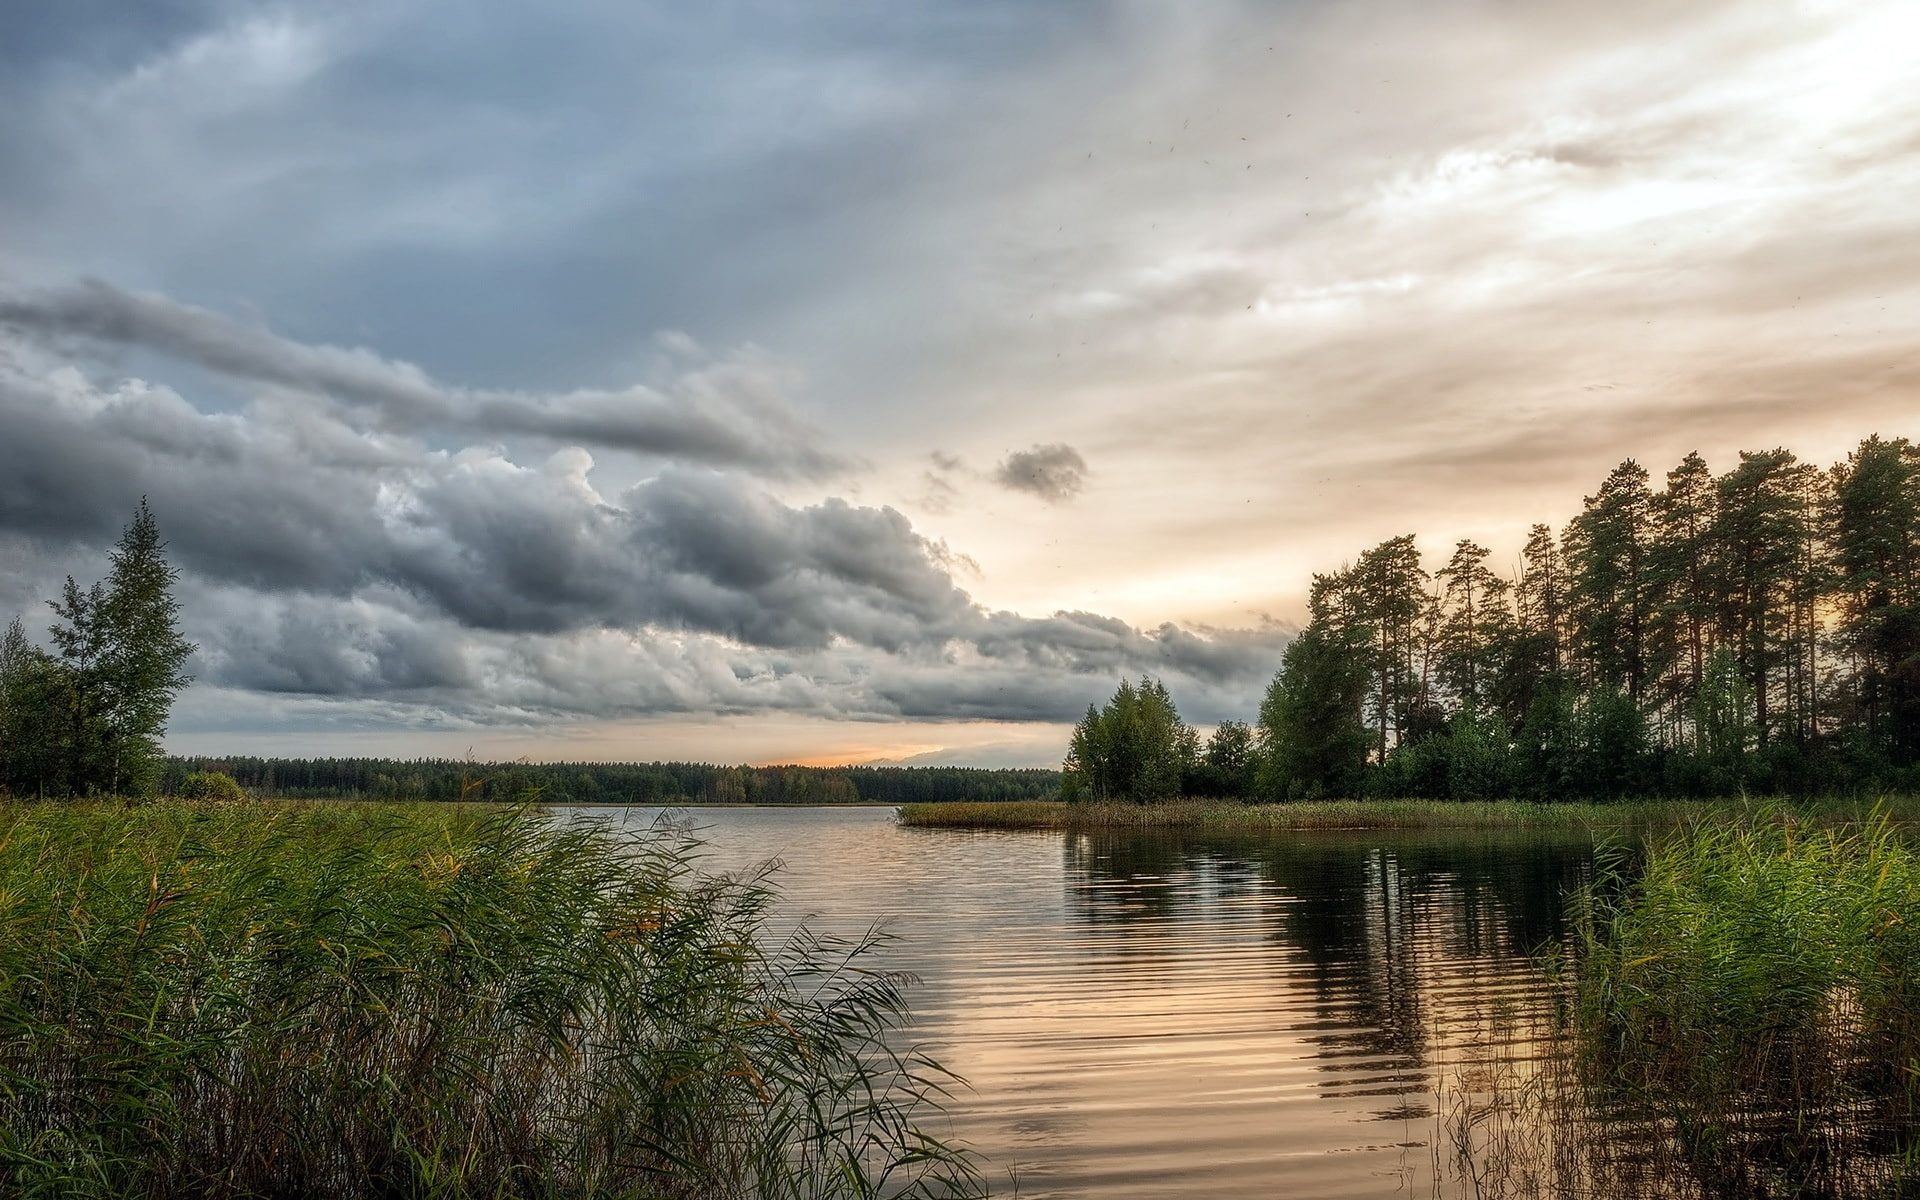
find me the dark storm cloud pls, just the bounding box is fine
[171,585,1277,729]
[0,358,902,643]
[0,347,1286,725]
[992,443,1087,503]
[0,280,846,478]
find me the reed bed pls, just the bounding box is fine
[892,802,1067,830]
[1567,808,1920,1197]
[0,800,985,1200]
[1428,807,1920,1199]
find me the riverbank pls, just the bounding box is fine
[895,796,1920,832]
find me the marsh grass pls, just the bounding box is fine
[0,800,986,1199]
[892,802,1067,830]
[1428,995,1586,1200]
[1429,806,1920,1199]
[1567,808,1920,1197]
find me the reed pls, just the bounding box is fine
[1568,807,1920,1196]
[0,800,985,1199]
[1430,806,1920,1198]
[893,801,1068,830]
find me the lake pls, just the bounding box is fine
[570,805,1595,1199]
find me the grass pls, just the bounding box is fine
[0,799,986,1199]
[1419,806,1920,1199]
[894,801,1070,830]
[1565,807,1920,1196]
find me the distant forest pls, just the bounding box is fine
[164,756,1061,806]
[1069,435,1920,802]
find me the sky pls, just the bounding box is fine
[2,0,1917,767]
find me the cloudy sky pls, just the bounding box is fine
[2,0,1916,766]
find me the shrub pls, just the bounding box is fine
[175,769,245,801]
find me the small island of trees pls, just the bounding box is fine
[1066,434,1920,803]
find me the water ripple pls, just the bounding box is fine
[573,806,1592,1199]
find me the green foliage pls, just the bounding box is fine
[1187,719,1256,798]
[0,801,984,1199]
[174,769,245,801]
[1712,449,1823,743]
[1512,675,1578,798]
[1829,436,1920,762]
[898,796,1743,832]
[1564,460,1654,700]
[1256,622,1371,799]
[1441,704,1512,800]
[1434,539,1513,710]
[1162,431,1920,803]
[1575,687,1651,800]
[1,502,194,798]
[1660,646,1756,796]
[1347,536,1431,759]
[0,620,69,797]
[1646,451,1719,724]
[1062,676,1196,802]
[1574,811,1920,1190]
[1360,687,1657,803]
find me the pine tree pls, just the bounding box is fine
[32,502,196,796]
[1712,450,1816,745]
[45,577,109,795]
[1515,523,1567,674]
[1565,460,1654,700]
[1434,538,1512,710]
[1827,436,1920,758]
[1347,535,1430,761]
[1648,452,1719,743]
[95,501,196,793]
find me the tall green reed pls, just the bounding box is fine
[1570,808,1920,1196]
[0,800,985,1199]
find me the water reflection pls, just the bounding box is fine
[578,807,1591,1199]
[1063,829,1592,1123]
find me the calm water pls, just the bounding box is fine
[569,806,1594,1199]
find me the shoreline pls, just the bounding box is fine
[894,796,1920,832]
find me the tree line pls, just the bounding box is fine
[165,756,1061,806]
[1067,435,1920,802]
